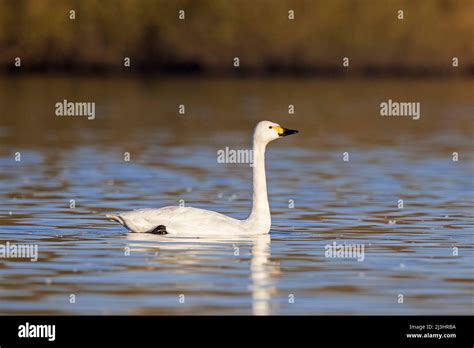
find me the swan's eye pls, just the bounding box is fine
[269,126,272,129]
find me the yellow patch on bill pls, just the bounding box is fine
[273,126,284,134]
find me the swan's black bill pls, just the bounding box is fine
[279,128,299,137]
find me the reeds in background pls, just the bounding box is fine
[0,0,473,74]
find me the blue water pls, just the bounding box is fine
[0,77,472,314]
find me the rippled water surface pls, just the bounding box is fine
[0,77,473,314]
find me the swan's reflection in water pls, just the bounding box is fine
[249,234,277,315]
[125,233,279,315]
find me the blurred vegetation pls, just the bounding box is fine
[0,0,473,75]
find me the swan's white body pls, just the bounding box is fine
[106,121,298,236]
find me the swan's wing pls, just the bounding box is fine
[166,207,242,235]
[112,206,242,234]
[113,206,180,232]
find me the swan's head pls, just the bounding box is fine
[254,120,299,144]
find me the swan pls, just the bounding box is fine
[106,120,298,236]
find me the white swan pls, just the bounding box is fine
[106,120,298,236]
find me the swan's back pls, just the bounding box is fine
[112,206,243,235]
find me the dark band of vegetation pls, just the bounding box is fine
[1,0,473,75]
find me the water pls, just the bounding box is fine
[0,76,473,314]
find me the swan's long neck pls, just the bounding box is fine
[245,138,271,232]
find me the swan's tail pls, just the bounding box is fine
[106,214,125,226]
